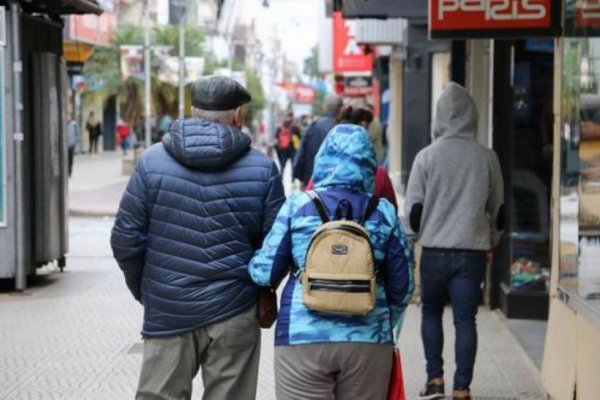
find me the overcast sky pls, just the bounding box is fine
[241,0,322,66]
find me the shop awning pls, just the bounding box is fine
[23,0,104,15]
[340,0,426,19]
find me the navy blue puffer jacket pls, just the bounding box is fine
[111,119,285,338]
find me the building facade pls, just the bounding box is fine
[337,0,600,398]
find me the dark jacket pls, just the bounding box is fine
[292,112,337,184]
[111,119,285,338]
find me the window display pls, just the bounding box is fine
[504,41,554,294]
[559,38,600,311]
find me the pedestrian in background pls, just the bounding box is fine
[404,82,504,400]
[67,116,80,178]
[306,106,398,210]
[275,112,299,177]
[293,94,343,190]
[85,111,102,154]
[111,76,285,400]
[116,118,131,156]
[366,106,386,165]
[250,124,414,400]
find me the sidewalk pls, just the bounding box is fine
[0,219,547,400]
[69,149,292,217]
[69,152,130,217]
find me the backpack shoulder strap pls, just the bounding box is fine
[307,191,330,223]
[360,196,380,225]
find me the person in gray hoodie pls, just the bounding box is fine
[405,82,504,400]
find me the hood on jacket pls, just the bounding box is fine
[163,118,251,170]
[432,82,478,141]
[313,124,376,193]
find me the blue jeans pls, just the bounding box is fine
[420,247,485,391]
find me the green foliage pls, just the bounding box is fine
[313,89,326,116]
[303,45,320,78]
[83,24,212,125]
[153,25,206,57]
[244,69,266,126]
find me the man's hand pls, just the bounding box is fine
[485,251,494,266]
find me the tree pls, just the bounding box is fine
[244,69,266,127]
[153,24,206,57]
[83,24,213,125]
[303,45,320,79]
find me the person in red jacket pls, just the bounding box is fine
[116,118,131,155]
[305,106,398,210]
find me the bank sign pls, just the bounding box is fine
[429,0,562,39]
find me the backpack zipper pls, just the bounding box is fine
[308,278,371,293]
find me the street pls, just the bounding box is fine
[0,215,547,399]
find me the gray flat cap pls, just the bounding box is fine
[191,76,252,111]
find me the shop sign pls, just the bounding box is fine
[157,57,205,86]
[293,85,316,104]
[120,45,144,80]
[333,12,373,73]
[343,75,373,96]
[576,0,600,26]
[565,0,600,36]
[429,0,562,39]
[69,1,116,47]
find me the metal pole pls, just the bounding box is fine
[10,2,26,290]
[144,0,152,147]
[389,46,404,194]
[178,18,185,119]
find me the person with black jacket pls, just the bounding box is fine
[111,76,285,400]
[292,95,343,189]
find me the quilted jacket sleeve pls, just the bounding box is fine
[111,161,149,302]
[262,163,286,237]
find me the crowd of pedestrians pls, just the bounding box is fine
[111,76,504,400]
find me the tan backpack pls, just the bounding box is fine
[295,192,379,316]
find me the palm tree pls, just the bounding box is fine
[83,24,210,126]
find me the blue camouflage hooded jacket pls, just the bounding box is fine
[249,124,414,346]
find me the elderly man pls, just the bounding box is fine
[111,76,285,400]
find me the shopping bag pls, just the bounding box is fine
[388,347,406,400]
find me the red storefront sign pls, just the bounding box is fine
[576,0,600,28]
[429,0,561,39]
[70,13,116,46]
[294,85,316,104]
[333,12,373,73]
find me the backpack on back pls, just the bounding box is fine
[296,192,379,316]
[278,126,293,150]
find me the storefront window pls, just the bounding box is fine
[559,38,600,312]
[504,41,554,295]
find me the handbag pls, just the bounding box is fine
[256,287,278,329]
[388,348,406,400]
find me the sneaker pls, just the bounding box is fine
[419,378,445,400]
[453,389,471,400]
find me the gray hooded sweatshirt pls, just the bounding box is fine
[404,82,504,250]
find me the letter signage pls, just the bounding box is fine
[564,0,600,36]
[429,0,561,39]
[333,12,373,73]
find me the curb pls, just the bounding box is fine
[69,209,117,218]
